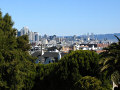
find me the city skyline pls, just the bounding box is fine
[0,0,120,35]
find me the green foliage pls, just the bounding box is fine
[74,76,105,90]
[17,35,31,51]
[100,35,120,85]
[0,11,36,90]
[59,50,100,77]
[33,63,58,90]
[33,50,102,90]
[111,71,120,85]
[57,50,101,89]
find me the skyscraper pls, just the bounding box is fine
[20,26,30,35]
[29,31,33,42]
[34,32,39,42]
[17,31,21,37]
[19,26,40,43]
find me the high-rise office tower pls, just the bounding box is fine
[34,32,39,42]
[19,26,40,43]
[17,31,21,37]
[20,26,30,35]
[29,31,33,42]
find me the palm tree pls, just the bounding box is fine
[99,35,120,87]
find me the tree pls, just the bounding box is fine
[32,50,100,90]
[74,76,103,90]
[99,35,120,87]
[32,63,59,90]
[59,50,100,76]
[55,50,100,90]
[17,35,31,51]
[0,11,36,90]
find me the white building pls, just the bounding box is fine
[29,31,33,42]
[42,38,48,44]
[20,26,40,43]
[20,26,30,35]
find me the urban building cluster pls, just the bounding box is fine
[17,27,112,64]
[17,26,39,43]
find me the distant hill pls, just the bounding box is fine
[60,33,120,42]
[94,33,120,42]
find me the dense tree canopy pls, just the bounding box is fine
[99,35,120,86]
[33,50,110,90]
[0,11,36,90]
[74,76,103,90]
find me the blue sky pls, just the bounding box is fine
[0,0,120,36]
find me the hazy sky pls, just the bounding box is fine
[0,0,120,36]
